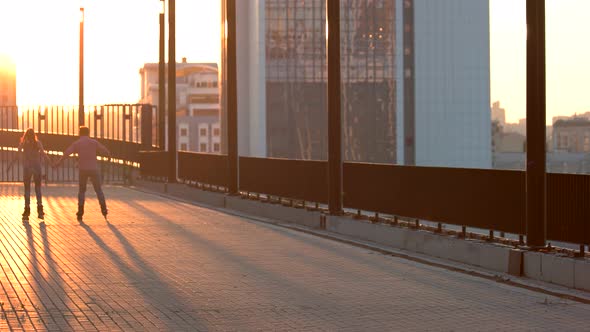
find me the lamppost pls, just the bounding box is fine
[79,6,85,126]
[159,0,166,149]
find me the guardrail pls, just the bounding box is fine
[178,151,228,188]
[173,154,589,253]
[239,156,328,204]
[139,151,169,181]
[0,104,158,183]
[0,104,160,149]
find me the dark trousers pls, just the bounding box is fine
[78,169,107,216]
[23,166,42,208]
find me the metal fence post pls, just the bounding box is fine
[141,105,153,150]
[159,0,166,151]
[403,0,416,165]
[168,0,177,183]
[226,0,239,195]
[526,0,546,248]
[327,0,342,215]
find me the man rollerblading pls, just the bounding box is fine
[54,126,111,221]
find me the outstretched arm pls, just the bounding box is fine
[53,143,76,167]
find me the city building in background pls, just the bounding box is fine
[492,105,590,173]
[504,118,527,136]
[139,59,221,153]
[231,0,491,168]
[235,0,396,162]
[491,101,506,129]
[491,100,525,155]
[553,118,590,153]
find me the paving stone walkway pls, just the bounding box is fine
[0,183,589,331]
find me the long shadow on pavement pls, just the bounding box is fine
[123,199,336,305]
[78,219,205,330]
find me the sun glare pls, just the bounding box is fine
[0,54,16,74]
[0,0,221,107]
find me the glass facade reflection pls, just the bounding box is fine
[231,0,491,167]
[265,0,397,162]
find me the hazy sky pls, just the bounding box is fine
[0,0,221,105]
[0,0,589,125]
[491,0,590,123]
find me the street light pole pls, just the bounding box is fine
[159,0,166,149]
[79,7,85,126]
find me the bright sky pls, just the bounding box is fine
[0,0,589,125]
[490,0,590,123]
[0,0,221,105]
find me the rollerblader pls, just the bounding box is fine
[18,128,51,221]
[54,126,111,221]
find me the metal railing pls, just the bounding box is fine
[0,104,159,145]
[0,104,159,183]
[172,152,589,254]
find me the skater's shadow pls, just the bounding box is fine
[23,221,69,323]
[78,220,201,329]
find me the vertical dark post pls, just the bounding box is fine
[93,107,98,138]
[403,0,415,165]
[526,0,546,247]
[79,7,85,126]
[141,105,153,150]
[167,0,177,183]
[226,0,238,195]
[122,105,128,142]
[159,0,166,150]
[327,0,342,215]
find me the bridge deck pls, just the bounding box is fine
[0,183,588,331]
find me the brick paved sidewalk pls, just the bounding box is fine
[0,183,589,331]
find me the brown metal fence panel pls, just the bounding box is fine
[343,162,526,234]
[178,151,228,188]
[139,151,170,180]
[547,173,590,245]
[239,157,328,204]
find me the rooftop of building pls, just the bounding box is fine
[554,117,590,128]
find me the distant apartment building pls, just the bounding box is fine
[491,101,525,154]
[504,119,526,136]
[139,59,221,153]
[491,101,506,128]
[497,132,526,153]
[228,0,491,168]
[553,118,590,153]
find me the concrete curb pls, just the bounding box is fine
[326,215,514,274]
